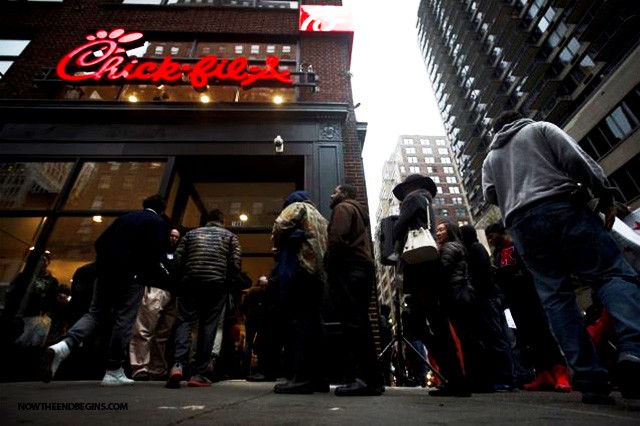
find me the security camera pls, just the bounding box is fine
[274,135,284,153]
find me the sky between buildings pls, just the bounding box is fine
[343,0,446,219]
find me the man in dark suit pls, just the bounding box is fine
[41,194,170,386]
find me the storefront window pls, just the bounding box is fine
[44,216,116,286]
[63,161,166,210]
[196,182,294,228]
[0,217,46,285]
[0,162,74,209]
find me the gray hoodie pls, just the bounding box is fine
[482,118,614,227]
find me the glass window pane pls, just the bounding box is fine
[0,162,74,209]
[605,106,635,139]
[63,161,166,210]
[196,182,295,228]
[0,40,30,56]
[0,217,46,285]
[0,61,14,77]
[45,216,116,286]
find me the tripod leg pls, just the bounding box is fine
[378,339,395,360]
[403,337,447,383]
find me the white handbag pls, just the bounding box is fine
[402,208,439,264]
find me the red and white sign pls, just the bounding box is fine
[299,5,354,33]
[56,29,293,89]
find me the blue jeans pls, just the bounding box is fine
[64,265,145,371]
[509,201,640,392]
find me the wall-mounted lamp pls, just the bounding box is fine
[274,135,284,153]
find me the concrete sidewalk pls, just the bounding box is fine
[1,380,639,425]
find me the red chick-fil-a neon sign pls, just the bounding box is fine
[56,29,293,89]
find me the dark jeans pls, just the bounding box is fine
[243,320,258,375]
[510,200,640,392]
[173,282,227,376]
[500,273,566,372]
[64,265,144,371]
[329,262,383,388]
[474,297,514,386]
[281,268,326,383]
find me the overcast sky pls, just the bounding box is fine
[343,0,446,217]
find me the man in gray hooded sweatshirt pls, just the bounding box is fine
[482,110,640,405]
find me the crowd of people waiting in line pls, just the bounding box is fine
[1,110,639,405]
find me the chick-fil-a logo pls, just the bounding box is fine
[56,29,292,89]
[299,5,353,33]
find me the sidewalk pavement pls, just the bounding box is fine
[1,380,639,426]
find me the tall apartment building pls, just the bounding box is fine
[418,0,640,225]
[374,134,472,309]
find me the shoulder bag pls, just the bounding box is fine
[401,202,439,264]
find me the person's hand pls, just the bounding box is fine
[602,205,616,231]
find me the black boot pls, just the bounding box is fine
[274,379,313,395]
[334,378,383,396]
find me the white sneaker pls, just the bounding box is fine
[101,367,135,386]
[40,341,70,383]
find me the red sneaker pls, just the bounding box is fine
[523,370,555,391]
[552,365,572,393]
[188,374,212,387]
[165,363,183,389]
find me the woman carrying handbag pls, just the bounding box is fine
[392,174,471,397]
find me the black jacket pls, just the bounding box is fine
[95,208,169,276]
[393,189,436,243]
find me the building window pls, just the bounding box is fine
[403,138,414,145]
[449,187,460,194]
[436,139,446,146]
[432,176,440,183]
[443,167,454,174]
[405,147,416,154]
[452,197,463,205]
[0,162,74,209]
[423,147,433,155]
[455,208,466,216]
[579,89,639,161]
[235,45,244,54]
[559,37,581,65]
[605,105,636,140]
[409,166,420,173]
[0,39,30,79]
[440,209,449,217]
[420,139,430,145]
[608,154,640,204]
[441,157,452,164]
[446,176,457,183]
[438,148,449,155]
[425,157,435,164]
[426,167,434,173]
[407,157,418,164]
[251,45,260,55]
[437,186,443,194]
[400,166,406,173]
[63,161,166,211]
